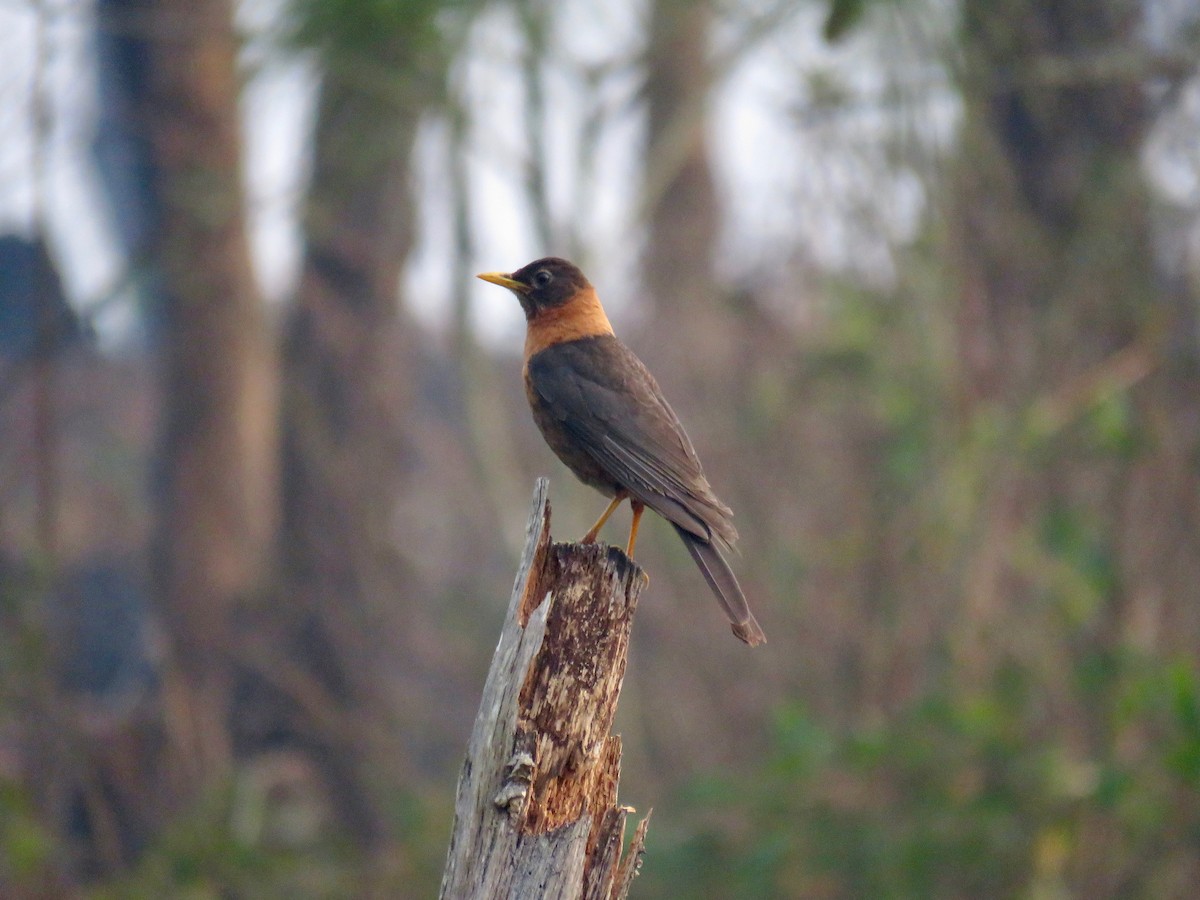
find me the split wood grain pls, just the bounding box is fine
[440,479,651,900]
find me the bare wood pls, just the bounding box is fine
[441,479,651,899]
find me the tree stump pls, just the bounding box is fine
[440,479,651,899]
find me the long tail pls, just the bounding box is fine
[673,526,766,646]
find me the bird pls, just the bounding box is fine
[477,257,765,646]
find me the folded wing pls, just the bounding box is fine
[527,337,737,548]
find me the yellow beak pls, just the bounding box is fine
[477,271,529,293]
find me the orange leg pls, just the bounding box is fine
[582,490,627,543]
[626,501,645,557]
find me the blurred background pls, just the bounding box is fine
[2,0,1199,896]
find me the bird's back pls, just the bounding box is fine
[525,334,737,548]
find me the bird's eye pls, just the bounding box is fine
[533,269,553,288]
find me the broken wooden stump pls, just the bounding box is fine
[440,478,651,900]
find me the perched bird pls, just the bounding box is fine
[478,257,766,646]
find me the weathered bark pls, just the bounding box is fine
[441,479,650,900]
[144,0,278,795]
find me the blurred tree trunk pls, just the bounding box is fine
[632,0,778,772]
[3,1,274,878]
[949,0,1200,672]
[275,22,437,844]
[642,0,736,376]
[953,0,1152,403]
[144,0,278,800]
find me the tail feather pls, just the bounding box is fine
[673,526,766,646]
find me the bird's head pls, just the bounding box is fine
[477,257,592,321]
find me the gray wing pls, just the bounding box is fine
[527,338,737,547]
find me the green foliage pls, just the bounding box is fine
[673,233,1197,894]
[642,654,1200,898]
[823,0,870,42]
[378,788,455,892]
[1081,391,1140,459]
[1166,663,1200,786]
[289,0,448,54]
[75,782,451,899]
[284,0,483,90]
[86,787,355,900]
[814,282,946,501]
[1036,501,1116,627]
[0,781,56,886]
